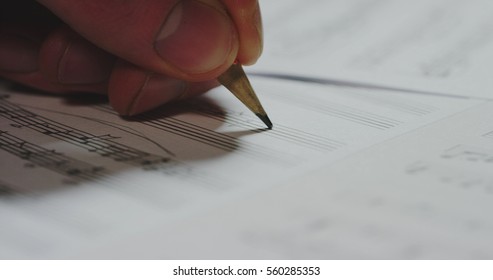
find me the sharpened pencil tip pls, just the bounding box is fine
[218,63,273,129]
[256,113,273,130]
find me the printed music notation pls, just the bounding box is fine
[441,145,493,163]
[0,74,489,259]
[0,95,224,191]
[0,130,104,180]
[483,130,493,140]
[0,96,173,167]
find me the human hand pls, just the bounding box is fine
[0,0,263,115]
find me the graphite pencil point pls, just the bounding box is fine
[256,113,273,130]
[218,63,273,130]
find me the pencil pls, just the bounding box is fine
[217,62,273,129]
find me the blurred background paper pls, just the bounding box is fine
[257,0,493,98]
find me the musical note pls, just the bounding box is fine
[441,145,493,163]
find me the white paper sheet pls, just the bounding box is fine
[3,0,493,259]
[83,100,493,259]
[0,76,484,258]
[256,0,493,99]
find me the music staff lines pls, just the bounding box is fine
[95,105,299,165]
[102,99,344,153]
[341,91,438,116]
[0,99,171,168]
[131,111,298,165]
[189,104,346,152]
[0,131,103,180]
[265,91,403,129]
[98,103,343,153]
[297,101,402,129]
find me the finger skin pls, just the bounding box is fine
[38,26,115,86]
[0,72,108,94]
[221,0,262,65]
[108,60,218,115]
[0,23,109,94]
[36,0,243,81]
[0,23,217,114]
[1,0,260,115]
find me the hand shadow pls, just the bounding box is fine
[120,96,271,162]
[0,86,270,197]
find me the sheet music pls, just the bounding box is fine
[86,101,493,259]
[256,0,493,99]
[3,0,493,259]
[0,76,484,258]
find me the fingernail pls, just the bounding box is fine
[155,0,236,74]
[128,75,186,115]
[58,37,114,84]
[0,33,38,73]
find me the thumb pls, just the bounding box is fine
[37,0,239,81]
